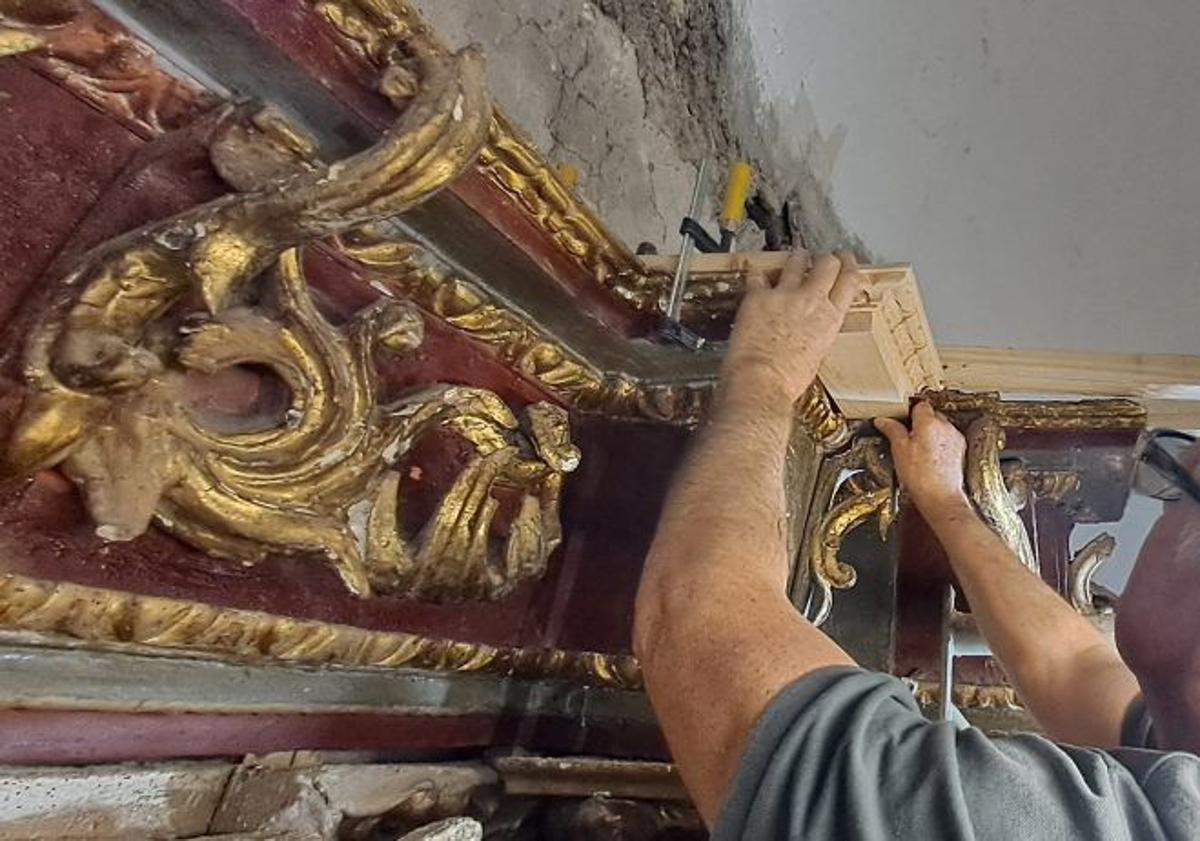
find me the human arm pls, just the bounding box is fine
[632,252,864,825]
[876,405,1141,747]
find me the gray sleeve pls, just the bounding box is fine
[1121,694,1158,749]
[712,667,1173,841]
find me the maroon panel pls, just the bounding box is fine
[0,466,538,646]
[1029,499,1073,593]
[893,504,947,680]
[0,62,143,331]
[521,417,691,654]
[0,710,498,765]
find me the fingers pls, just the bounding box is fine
[873,416,909,446]
[911,400,937,429]
[800,252,841,295]
[776,250,811,290]
[829,249,866,311]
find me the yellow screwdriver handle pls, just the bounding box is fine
[719,161,753,229]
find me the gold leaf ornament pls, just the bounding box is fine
[6,49,578,602]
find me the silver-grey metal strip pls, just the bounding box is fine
[0,643,654,724]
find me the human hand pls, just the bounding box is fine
[874,402,971,517]
[721,250,864,410]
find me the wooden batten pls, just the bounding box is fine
[941,346,1200,429]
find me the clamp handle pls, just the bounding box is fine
[719,161,754,231]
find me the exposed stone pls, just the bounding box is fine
[412,0,698,251]
[0,762,231,840]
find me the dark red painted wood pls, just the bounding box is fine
[0,63,143,332]
[0,710,499,765]
[521,417,691,655]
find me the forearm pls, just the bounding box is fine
[633,374,853,822]
[640,378,795,601]
[631,252,864,823]
[925,497,1139,747]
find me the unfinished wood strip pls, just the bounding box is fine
[639,252,913,286]
[940,347,1200,396]
[941,347,1200,429]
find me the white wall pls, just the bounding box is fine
[735,0,1200,355]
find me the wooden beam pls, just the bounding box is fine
[639,252,913,286]
[639,252,943,418]
[941,347,1200,429]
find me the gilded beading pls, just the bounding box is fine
[0,574,644,689]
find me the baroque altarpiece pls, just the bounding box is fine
[0,0,1150,821]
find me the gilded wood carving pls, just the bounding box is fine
[0,1,212,135]
[1068,533,1117,614]
[0,573,642,689]
[4,49,579,602]
[802,435,897,626]
[965,416,1038,573]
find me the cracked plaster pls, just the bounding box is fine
[413,0,697,251]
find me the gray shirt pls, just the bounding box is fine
[713,667,1200,840]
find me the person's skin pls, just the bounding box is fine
[634,249,1198,828]
[633,250,864,825]
[1115,444,1200,753]
[876,405,1142,748]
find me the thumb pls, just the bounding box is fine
[873,416,908,447]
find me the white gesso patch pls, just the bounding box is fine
[346,497,374,558]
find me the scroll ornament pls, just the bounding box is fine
[806,436,897,626]
[4,49,579,602]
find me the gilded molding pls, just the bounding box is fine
[965,416,1039,573]
[1068,532,1116,614]
[330,229,713,425]
[926,391,1147,431]
[795,384,851,451]
[478,113,659,311]
[1029,469,1083,504]
[0,574,644,690]
[804,436,896,626]
[0,2,212,136]
[4,50,580,602]
[911,680,1023,711]
[0,26,41,56]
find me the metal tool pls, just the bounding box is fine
[660,159,754,350]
